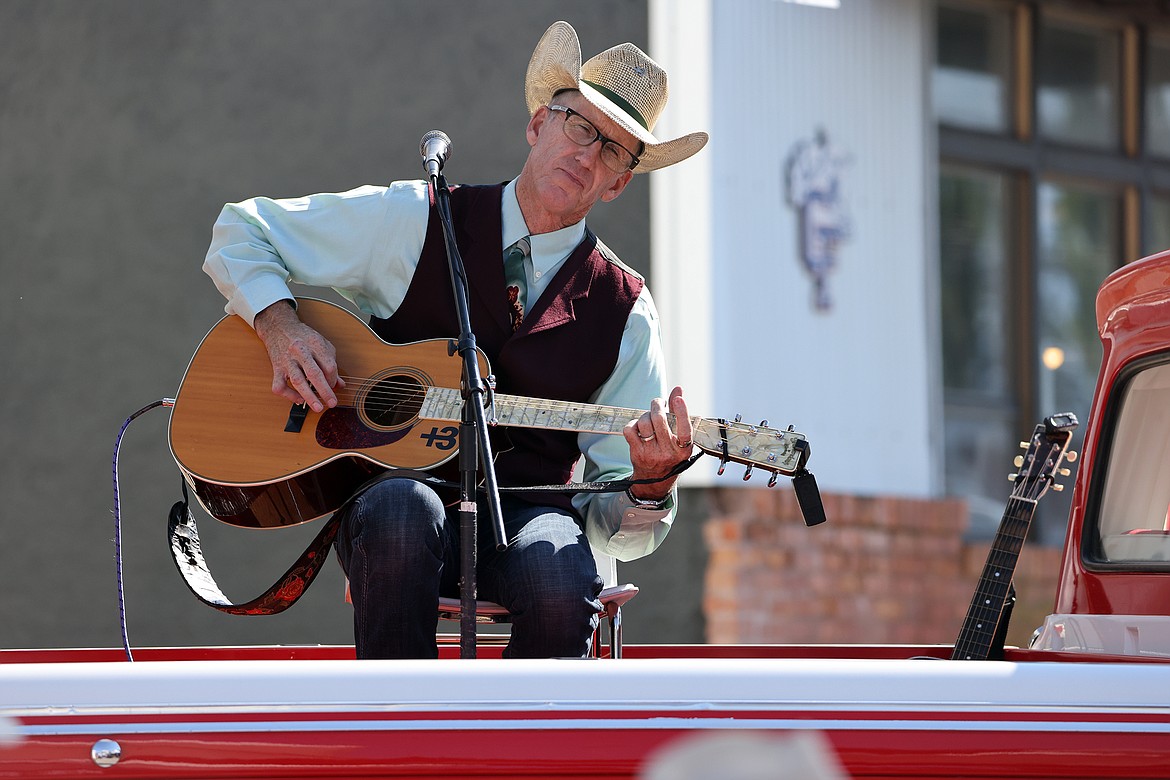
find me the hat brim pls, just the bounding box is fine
[524,21,708,173]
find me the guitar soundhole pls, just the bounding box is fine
[358,369,429,431]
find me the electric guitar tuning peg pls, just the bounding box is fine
[767,472,778,488]
[1052,483,1065,492]
[1058,467,1071,477]
[759,419,769,427]
[1014,455,1024,467]
[1008,473,1019,482]
[743,464,754,481]
[733,414,743,423]
[717,457,727,477]
[1065,451,1078,462]
[1019,441,1030,449]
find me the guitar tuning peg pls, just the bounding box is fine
[743,464,754,481]
[717,457,727,476]
[1052,483,1065,492]
[1019,441,1030,449]
[1014,455,1024,467]
[759,419,769,427]
[1058,467,1071,477]
[767,472,778,488]
[1065,451,1078,462]
[733,414,743,423]
[1008,473,1019,482]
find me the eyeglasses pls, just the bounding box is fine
[547,105,641,173]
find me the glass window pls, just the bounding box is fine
[1094,361,1170,565]
[939,165,1018,536]
[1148,37,1170,159]
[934,3,1013,133]
[1151,194,1170,256]
[1036,180,1120,541]
[940,166,1014,397]
[1037,180,1119,420]
[1037,18,1121,149]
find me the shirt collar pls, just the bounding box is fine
[501,179,586,276]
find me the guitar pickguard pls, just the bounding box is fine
[315,407,415,450]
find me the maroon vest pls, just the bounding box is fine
[369,184,643,510]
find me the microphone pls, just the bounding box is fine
[420,130,452,179]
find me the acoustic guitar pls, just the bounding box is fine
[170,298,809,529]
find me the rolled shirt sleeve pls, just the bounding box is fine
[202,181,430,325]
[573,285,677,561]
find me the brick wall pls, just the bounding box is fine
[703,487,1063,649]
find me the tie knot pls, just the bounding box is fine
[506,236,531,260]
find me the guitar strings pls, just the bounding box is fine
[314,374,648,418]
[289,372,794,447]
[296,373,696,432]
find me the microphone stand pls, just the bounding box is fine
[429,169,508,659]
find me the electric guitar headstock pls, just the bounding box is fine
[1010,412,1079,504]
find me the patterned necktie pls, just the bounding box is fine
[503,236,531,332]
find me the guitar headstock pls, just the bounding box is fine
[1010,412,1079,503]
[692,416,809,485]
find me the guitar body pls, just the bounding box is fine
[169,299,487,528]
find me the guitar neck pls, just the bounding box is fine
[420,386,677,435]
[950,496,1036,660]
[419,388,805,476]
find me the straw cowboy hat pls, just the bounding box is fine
[524,21,708,173]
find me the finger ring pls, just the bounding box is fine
[638,433,656,442]
[677,439,692,448]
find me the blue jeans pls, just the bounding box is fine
[333,477,603,659]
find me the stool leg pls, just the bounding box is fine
[607,604,623,659]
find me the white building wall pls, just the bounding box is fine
[652,0,939,497]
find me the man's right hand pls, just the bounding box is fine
[253,300,345,412]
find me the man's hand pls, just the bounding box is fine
[253,300,345,413]
[622,386,693,502]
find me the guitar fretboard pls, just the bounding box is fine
[420,387,673,434]
[419,386,805,474]
[951,496,1036,660]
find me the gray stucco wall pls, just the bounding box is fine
[1,0,704,651]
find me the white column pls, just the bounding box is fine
[649,0,715,485]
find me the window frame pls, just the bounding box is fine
[1081,352,1170,572]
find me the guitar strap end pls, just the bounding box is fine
[167,477,340,616]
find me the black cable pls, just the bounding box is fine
[111,398,174,662]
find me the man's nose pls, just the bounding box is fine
[573,138,604,168]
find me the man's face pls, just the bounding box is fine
[517,90,636,231]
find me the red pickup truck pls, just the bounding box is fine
[3,251,1170,779]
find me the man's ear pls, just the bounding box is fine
[600,170,634,203]
[526,107,550,147]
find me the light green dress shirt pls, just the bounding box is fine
[203,178,676,561]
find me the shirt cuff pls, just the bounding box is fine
[595,490,676,560]
[229,276,298,327]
